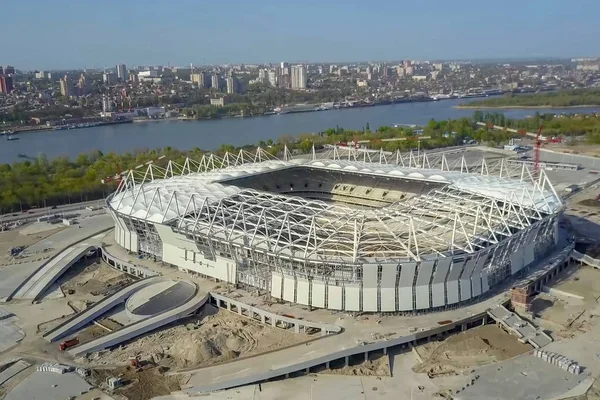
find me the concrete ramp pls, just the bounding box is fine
[487,305,552,348]
[571,250,600,269]
[10,244,97,301]
[44,276,169,343]
[68,288,208,357]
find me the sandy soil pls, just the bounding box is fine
[60,260,131,297]
[91,365,181,400]
[545,143,600,159]
[531,266,600,340]
[0,226,62,265]
[321,354,390,377]
[412,325,532,378]
[79,305,310,370]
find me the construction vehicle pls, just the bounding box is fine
[59,338,79,351]
[129,356,140,368]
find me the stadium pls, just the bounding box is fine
[106,147,563,313]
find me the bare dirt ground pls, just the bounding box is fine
[91,364,181,400]
[321,354,390,377]
[412,324,532,378]
[547,143,600,158]
[60,260,131,297]
[0,226,62,265]
[78,305,310,370]
[531,266,600,340]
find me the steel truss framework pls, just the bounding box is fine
[109,146,563,285]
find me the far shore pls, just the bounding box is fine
[455,104,600,109]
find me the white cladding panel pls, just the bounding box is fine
[481,268,490,293]
[380,265,398,312]
[446,260,464,305]
[415,261,435,310]
[431,258,451,307]
[362,264,378,312]
[363,288,378,312]
[282,275,296,303]
[311,280,326,308]
[162,242,236,282]
[296,278,309,306]
[459,257,477,301]
[327,284,343,310]
[344,284,361,311]
[524,226,539,267]
[114,224,122,246]
[471,253,488,298]
[271,272,282,299]
[130,230,138,252]
[510,243,525,274]
[398,263,416,311]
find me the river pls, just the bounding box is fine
[2,98,600,163]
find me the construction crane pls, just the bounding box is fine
[100,165,124,185]
[100,155,166,185]
[534,124,543,178]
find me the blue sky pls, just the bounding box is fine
[3,0,599,70]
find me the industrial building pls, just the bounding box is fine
[107,147,563,313]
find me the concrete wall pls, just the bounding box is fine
[109,209,138,253]
[107,206,557,314]
[155,225,237,284]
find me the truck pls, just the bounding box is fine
[59,338,79,351]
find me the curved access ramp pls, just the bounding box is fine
[10,244,98,302]
[44,276,170,343]
[68,286,208,357]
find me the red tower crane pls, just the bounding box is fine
[534,124,543,178]
[101,165,124,185]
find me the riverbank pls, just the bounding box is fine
[2,119,133,135]
[455,104,600,109]
[3,99,600,164]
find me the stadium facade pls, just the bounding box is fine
[107,147,563,313]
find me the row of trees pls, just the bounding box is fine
[464,89,600,108]
[3,112,600,213]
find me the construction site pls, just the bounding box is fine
[2,141,600,400]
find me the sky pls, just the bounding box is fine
[3,0,600,70]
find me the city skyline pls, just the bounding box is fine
[3,0,600,70]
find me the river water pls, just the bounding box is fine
[2,99,599,163]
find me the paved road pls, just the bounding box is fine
[0,199,106,224]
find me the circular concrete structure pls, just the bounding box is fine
[125,279,196,321]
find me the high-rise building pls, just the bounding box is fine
[59,75,71,97]
[78,74,90,95]
[0,75,13,94]
[191,72,206,88]
[116,64,128,81]
[211,74,220,90]
[226,76,238,94]
[103,72,117,85]
[268,70,278,87]
[0,66,3,75]
[291,65,307,90]
[278,74,291,89]
[4,66,15,75]
[102,94,112,113]
[35,71,46,79]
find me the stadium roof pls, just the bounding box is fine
[109,147,562,263]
